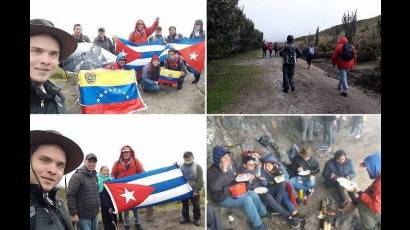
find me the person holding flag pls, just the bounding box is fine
[162,48,188,91]
[189,19,206,84]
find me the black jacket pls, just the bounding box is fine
[207,164,237,204]
[289,154,320,177]
[67,166,100,219]
[30,184,73,230]
[30,80,65,114]
[93,36,116,55]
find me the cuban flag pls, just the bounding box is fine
[104,163,193,212]
[78,69,146,114]
[115,38,205,74]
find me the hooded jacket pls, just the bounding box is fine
[111,145,144,179]
[189,21,205,39]
[358,152,381,214]
[322,156,355,185]
[207,146,237,203]
[67,166,100,219]
[289,153,320,177]
[260,154,289,188]
[331,36,357,69]
[128,19,159,44]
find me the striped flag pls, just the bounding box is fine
[115,38,205,73]
[78,69,146,114]
[158,67,182,86]
[104,163,193,212]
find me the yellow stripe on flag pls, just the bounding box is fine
[160,67,182,79]
[78,69,136,87]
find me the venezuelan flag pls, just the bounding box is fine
[78,69,146,114]
[158,67,182,86]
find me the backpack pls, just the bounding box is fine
[307,47,314,57]
[340,43,354,61]
[283,45,296,64]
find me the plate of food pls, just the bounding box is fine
[337,177,357,191]
[274,174,285,183]
[254,187,269,194]
[236,173,252,182]
[298,170,311,176]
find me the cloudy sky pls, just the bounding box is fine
[238,0,381,42]
[30,0,206,41]
[30,115,206,187]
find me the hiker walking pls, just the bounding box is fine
[331,36,357,97]
[274,42,279,56]
[261,41,267,58]
[268,42,273,58]
[304,44,315,69]
[279,35,302,93]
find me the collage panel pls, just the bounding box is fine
[30,115,206,229]
[207,115,380,230]
[207,0,381,114]
[30,0,206,114]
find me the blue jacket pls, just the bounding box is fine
[260,154,289,188]
[322,158,355,183]
[363,152,381,179]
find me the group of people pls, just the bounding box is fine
[207,144,380,230]
[263,34,357,97]
[30,17,205,114]
[30,130,204,230]
[261,41,279,58]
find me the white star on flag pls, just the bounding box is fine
[120,188,136,204]
[189,52,198,61]
[99,93,103,97]
[104,90,108,94]
[119,50,128,57]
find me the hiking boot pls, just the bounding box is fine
[192,78,199,84]
[179,218,191,224]
[193,219,201,226]
[292,212,306,221]
[135,224,143,230]
[283,89,289,93]
[288,218,301,229]
[340,92,348,97]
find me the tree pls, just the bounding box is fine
[315,26,319,47]
[341,9,358,43]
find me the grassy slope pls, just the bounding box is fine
[207,49,269,113]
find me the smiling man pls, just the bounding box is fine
[30,130,84,230]
[30,19,77,114]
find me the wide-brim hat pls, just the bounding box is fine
[30,19,78,59]
[30,130,84,174]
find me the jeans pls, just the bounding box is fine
[219,190,267,228]
[289,176,316,192]
[282,64,296,91]
[282,191,296,214]
[123,207,141,227]
[302,117,314,143]
[142,80,160,92]
[261,183,290,219]
[182,195,201,221]
[356,201,380,230]
[78,216,98,230]
[338,69,348,93]
[323,120,336,147]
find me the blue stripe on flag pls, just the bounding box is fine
[159,76,179,82]
[79,84,138,106]
[136,191,193,209]
[149,177,187,194]
[111,164,179,183]
[118,38,166,46]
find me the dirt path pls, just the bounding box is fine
[224,56,381,114]
[213,116,381,230]
[53,72,205,114]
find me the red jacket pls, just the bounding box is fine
[128,19,159,44]
[358,175,381,214]
[331,36,357,70]
[267,43,273,51]
[111,145,144,179]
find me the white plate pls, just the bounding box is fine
[274,175,285,183]
[298,170,311,176]
[236,173,252,182]
[254,187,268,194]
[337,177,357,191]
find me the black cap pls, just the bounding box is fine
[183,151,194,158]
[98,27,105,32]
[85,153,97,161]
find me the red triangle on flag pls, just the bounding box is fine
[115,38,142,63]
[178,41,205,73]
[105,182,155,212]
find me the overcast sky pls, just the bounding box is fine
[30,115,206,187]
[238,0,381,42]
[30,0,206,41]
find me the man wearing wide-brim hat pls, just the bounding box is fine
[30,19,77,114]
[30,130,84,230]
